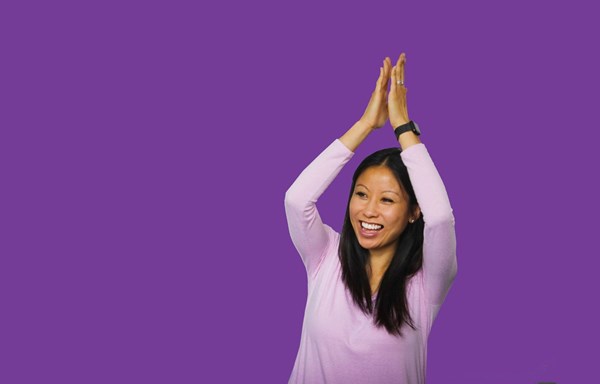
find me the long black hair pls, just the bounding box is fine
[339,147,424,336]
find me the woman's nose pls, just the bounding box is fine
[363,199,379,217]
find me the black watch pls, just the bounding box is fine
[394,121,421,140]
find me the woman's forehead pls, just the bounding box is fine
[355,166,402,190]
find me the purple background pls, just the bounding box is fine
[1,0,598,383]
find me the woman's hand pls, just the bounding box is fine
[388,53,410,128]
[359,57,392,130]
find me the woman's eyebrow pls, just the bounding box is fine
[356,184,401,196]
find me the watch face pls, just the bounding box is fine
[413,122,421,135]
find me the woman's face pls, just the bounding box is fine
[349,165,416,255]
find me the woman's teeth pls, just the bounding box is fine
[361,221,383,230]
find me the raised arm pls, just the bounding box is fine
[400,142,457,306]
[389,52,457,305]
[285,57,393,278]
[284,139,354,278]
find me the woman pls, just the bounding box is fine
[284,52,457,384]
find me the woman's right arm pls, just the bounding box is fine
[285,57,392,278]
[284,138,354,278]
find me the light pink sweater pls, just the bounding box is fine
[284,139,457,384]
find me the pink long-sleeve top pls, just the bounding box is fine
[284,138,457,384]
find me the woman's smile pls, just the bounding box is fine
[359,220,384,238]
[360,221,383,230]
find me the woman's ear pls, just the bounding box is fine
[412,205,421,221]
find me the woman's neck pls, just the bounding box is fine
[367,248,394,278]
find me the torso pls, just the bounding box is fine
[292,236,431,384]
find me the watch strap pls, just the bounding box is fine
[394,121,420,140]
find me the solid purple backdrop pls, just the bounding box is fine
[1,0,598,383]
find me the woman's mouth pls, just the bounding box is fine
[359,221,383,237]
[361,221,383,230]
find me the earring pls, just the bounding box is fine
[409,218,415,223]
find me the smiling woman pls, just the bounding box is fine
[344,148,423,305]
[284,52,457,384]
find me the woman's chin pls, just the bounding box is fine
[354,229,382,249]
[357,238,377,250]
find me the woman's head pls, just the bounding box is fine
[339,147,425,336]
[346,148,420,256]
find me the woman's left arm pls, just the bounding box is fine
[389,53,457,305]
[400,136,457,305]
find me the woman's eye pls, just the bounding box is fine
[382,198,394,203]
[355,192,366,198]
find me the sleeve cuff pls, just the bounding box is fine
[400,142,426,160]
[333,138,356,156]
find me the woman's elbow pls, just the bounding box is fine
[284,188,304,212]
[450,257,458,282]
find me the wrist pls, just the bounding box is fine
[391,119,409,129]
[357,119,377,132]
[340,120,375,152]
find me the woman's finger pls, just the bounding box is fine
[380,59,386,91]
[400,53,405,85]
[395,62,402,92]
[383,57,391,91]
[394,53,403,74]
[390,64,396,94]
[394,53,405,88]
